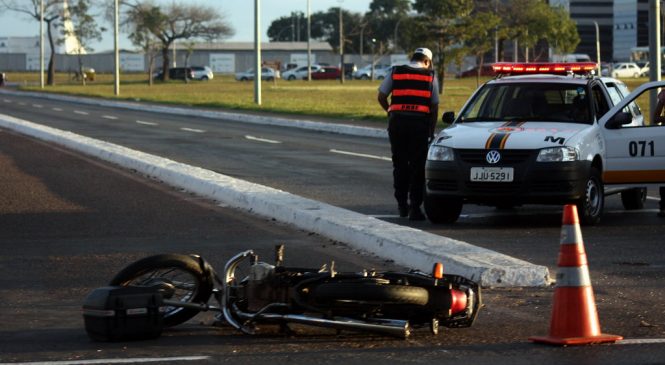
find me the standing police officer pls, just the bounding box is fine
[377,47,439,220]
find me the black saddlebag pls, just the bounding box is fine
[82,286,164,341]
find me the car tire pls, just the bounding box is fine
[633,72,639,78]
[360,75,369,80]
[288,75,296,81]
[266,77,274,81]
[620,187,646,210]
[424,196,462,224]
[201,76,208,81]
[576,167,604,225]
[240,77,248,81]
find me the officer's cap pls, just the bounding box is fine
[414,47,433,61]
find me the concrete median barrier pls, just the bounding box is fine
[0,113,551,287]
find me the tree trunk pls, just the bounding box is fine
[161,46,170,81]
[47,20,56,86]
[78,55,85,86]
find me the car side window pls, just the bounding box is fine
[591,84,610,120]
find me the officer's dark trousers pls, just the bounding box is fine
[388,113,430,208]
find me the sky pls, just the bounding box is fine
[0,0,374,52]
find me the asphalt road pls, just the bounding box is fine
[1,92,665,364]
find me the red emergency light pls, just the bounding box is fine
[491,62,597,75]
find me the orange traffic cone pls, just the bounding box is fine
[529,204,622,346]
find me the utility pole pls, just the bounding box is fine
[339,3,344,83]
[114,0,120,96]
[649,0,661,114]
[307,0,312,81]
[594,21,601,76]
[254,0,262,105]
[40,0,44,89]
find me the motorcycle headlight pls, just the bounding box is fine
[537,147,579,162]
[428,145,455,161]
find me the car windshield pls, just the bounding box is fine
[458,82,592,124]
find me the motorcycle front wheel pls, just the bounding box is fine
[109,254,214,327]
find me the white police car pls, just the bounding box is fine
[425,62,665,224]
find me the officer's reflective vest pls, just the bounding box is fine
[388,65,434,114]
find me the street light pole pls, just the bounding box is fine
[339,3,344,84]
[649,0,661,114]
[307,0,312,81]
[39,0,44,89]
[254,0,261,105]
[114,0,120,96]
[593,21,601,76]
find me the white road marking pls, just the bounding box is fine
[245,135,281,144]
[0,356,210,365]
[102,115,118,120]
[73,110,89,115]
[52,107,63,111]
[18,102,27,106]
[618,338,665,345]
[647,195,659,201]
[180,127,205,133]
[2,99,11,103]
[136,120,158,126]
[32,104,43,108]
[330,149,391,161]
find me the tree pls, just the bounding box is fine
[61,0,102,85]
[365,0,410,52]
[123,2,166,85]
[1,0,61,85]
[267,11,314,42]
[123,0,233,81]
[409,0,474,94]
[547,5,580,55]
[463,11,501,79]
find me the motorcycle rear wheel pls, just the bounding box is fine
[109,254,214,327]
[312,282,429,306]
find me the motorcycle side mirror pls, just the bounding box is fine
[605,111,632,129]
[442,111,455,125]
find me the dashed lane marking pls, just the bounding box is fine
[330,149,391,161]
[73,110,89,115]
[245,135,281,144]
[0,356,211,365]
[180,127,205,133]
[52,107,63,111]
[136,120,158,126]
[2,99,11,103]
[102,115,118,120]
[32,104,43,108]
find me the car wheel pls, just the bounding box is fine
[576,167,604,225]
[620,187,646,210]
[360,75,369,80]
[377,75,385,80]
[266,77,274,81]
[288,75,295,80]
[424,195,462,224]
[201,76,208,81]
[240,77,248,81]
[633,72,640,78]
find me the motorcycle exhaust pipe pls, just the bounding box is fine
[259,313,411,339]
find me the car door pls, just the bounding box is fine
[599,81,665,184]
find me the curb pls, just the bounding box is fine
[0,112,551,287]
[0,89,388,139]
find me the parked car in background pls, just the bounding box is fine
[611,62,642,78]
[154,67,195,80]
[353,64,390,79]
[343,63,357,78]
[282,65,322,80]
[309,66,341,80]
[458,64,495,78]
[235,67,278,81]
[191,66,213,80]
[374,65,395,80]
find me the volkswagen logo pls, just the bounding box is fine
[486,150,501,164]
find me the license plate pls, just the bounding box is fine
[470,167,514,182]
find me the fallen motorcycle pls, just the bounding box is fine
[83,245,481,340]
